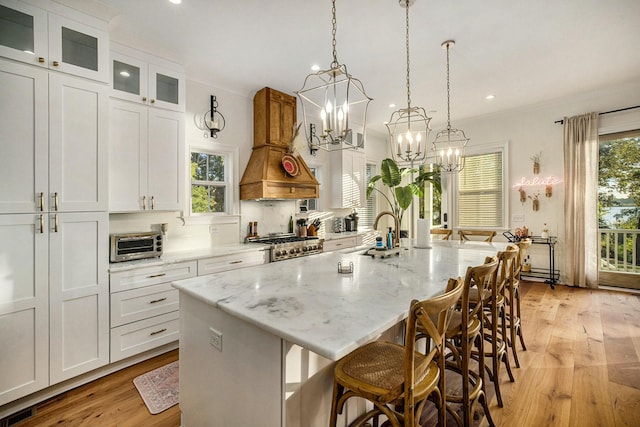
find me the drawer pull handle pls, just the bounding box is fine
[229,260,243,264]
[149,297,167,304]
[150,328,167,336]
[147,273,167,278]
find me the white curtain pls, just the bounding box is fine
[563,112,599,288]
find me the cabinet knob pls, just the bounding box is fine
[38,57,45,63]
[142,96,147,102]
[150,99,155,104]
[52,60,60,67]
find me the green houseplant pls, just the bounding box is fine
[366,158,441,227]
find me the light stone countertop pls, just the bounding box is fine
[172,240,508,360]
[108,243,270,272]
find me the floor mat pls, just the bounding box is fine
[133,361,179,414]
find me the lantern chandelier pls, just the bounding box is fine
[432,40,469,172]
[386,0,431,165]
[296,0,372,155]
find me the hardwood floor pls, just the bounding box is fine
[11,350,180,427]
[6,281,640,426]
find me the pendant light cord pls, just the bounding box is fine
[445,42,452,131]
[331,0,339,68]
[405,2,411,110]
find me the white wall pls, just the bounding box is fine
[426,78,640,284]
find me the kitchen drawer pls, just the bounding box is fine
[323,236,358,252]
[110,283,179,327]
[110,260,197,293]
[198,250,267,276]
[110,311,179,362]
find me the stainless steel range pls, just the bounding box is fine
[247,233,323,262]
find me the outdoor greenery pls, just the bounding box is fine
[598,135,640,229]
[598,134,640,269]
[366,158,441,226]
[191,152,225,213]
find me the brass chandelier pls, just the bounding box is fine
[386,0,431,165]
[432,40,469,172]
[296,0,372,155]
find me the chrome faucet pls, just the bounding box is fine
[373,211,400,248]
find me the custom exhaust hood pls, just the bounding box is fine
[240,87,319,200]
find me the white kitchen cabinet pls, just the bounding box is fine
[49,212,109,384]
[0,0,109,82]
[0,59,48,214]
[0,212,109,403]
[0,214,49,406]
[322,235,363,252]
[110,49,185,112]
[197,250,268,276]
[109,99,185,212]
[49,73,108,212]
[109,261,197,362]
[0,60,107,214]
[330,149,366,208]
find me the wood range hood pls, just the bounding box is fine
[240,87,319,200]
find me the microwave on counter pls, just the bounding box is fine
[110,232,163,263]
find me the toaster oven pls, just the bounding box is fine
[110,232,163,262]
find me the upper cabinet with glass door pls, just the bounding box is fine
[111,48,185,112]
[0,0,109,82]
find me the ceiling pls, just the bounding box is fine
[57,0,640,135]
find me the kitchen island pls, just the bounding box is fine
[172,241,506,427]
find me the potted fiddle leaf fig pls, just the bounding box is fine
[366,158,441,227]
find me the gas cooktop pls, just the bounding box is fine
[247,233,322,262]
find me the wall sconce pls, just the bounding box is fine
[308,123,321,156]
[204,95,226,138]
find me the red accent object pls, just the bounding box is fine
[281,154,300,176]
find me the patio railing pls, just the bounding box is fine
[599,229,640,273]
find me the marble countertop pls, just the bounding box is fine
[172,240,507,360]
[109,243,270,272]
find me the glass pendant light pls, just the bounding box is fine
[386,0,431,166]
[432,40,469,172]
[296,0,372,155]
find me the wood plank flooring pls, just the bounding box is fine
[6,281,640,427]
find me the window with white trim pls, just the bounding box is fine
[437,142,508,229]
[458,151,504,227]
[300,166,319,211]
[190,149,230,214]
[357,162,377,229]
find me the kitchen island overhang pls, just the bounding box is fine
[173,241,507,426]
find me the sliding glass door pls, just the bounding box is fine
[598,129,640,289]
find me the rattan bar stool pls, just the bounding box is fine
[329,278,464,427]
[505,239,531,367]
[458,230,497,242]
[478,249,517,407]
[441,258,499,427]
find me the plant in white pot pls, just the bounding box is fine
[366,158,441,232]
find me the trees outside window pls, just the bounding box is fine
[191,151,227,214]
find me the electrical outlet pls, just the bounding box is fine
[209,225,219,234]
[209,327,223,352]
[512,214,525,223]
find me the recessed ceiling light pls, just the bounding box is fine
[119,71,130,77]
[311,64,320,71]
[389,103,396,108]
[485,94,495,100]
[169,0,181,4]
